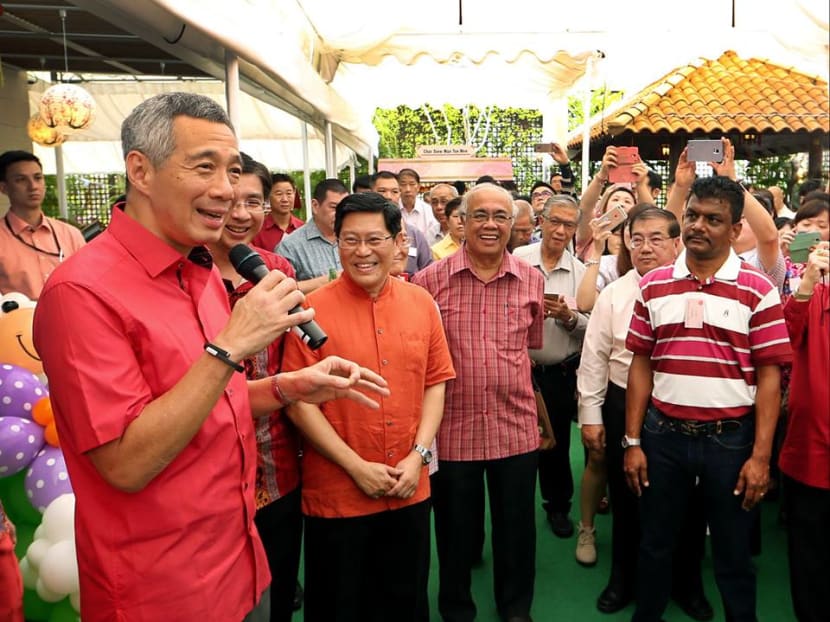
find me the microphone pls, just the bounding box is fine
[229,244,328,350]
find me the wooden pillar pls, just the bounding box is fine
[807,135,825,180]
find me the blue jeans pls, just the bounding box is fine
[633,407,758,622]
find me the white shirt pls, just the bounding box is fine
[577,269,640,425]
[513,243,588,364]
[400,198,440,240]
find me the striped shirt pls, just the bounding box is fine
[412,246,545,460]
[626,249,791,421]
[276,218,340,281]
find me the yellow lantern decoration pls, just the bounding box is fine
[27,114,66,148]
[39,83,95,131]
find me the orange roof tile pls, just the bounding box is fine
[568,50,829,147]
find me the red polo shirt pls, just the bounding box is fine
[779,284,830,490]
[33,208,269,622]
[252,214,304,253]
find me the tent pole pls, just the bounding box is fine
[324,121,335,177]
[348,154,356,191]
[224,50,240,132]
[301,121,312,215]
[580,55,594,194]
[55,145,68,219]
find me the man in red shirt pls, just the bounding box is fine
[283,191,455,621]
[33,92,388,622]
[251,173,304,252]
[780,240,829,622]
[413,183,544,622]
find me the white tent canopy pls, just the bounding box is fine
[30,79,359,174]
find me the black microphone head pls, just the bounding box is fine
[229,244,267,282]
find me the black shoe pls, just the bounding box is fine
[293,581,304,611]
[547,512,574,538]
[596,585,632,614]
[673,592,714,621]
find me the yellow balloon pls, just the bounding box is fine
[0,293,43,374]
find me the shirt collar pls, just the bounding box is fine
[338,269,392,300]
[302,218,333,243]
[5,209,49,234]
[672,248,741,282]
[107,206,213,278]
[448,244,524,282]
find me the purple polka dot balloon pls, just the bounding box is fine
[0,416,46,476]
[25,446,72,512]
[0,363,48,419]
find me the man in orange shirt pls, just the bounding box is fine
[282,191,456,622]
[0,151,85,299]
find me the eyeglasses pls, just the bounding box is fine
[465,211,514,225]
[542,216,577,231]
[234,198,270,214]
[531,190,553,200]
[337,235,395,249]
[629,235,671,249]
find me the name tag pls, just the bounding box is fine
[684,298,705,329]
[408,245,418,257]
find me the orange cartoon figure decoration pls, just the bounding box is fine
[32,396,59,447]
[0,293,43,375]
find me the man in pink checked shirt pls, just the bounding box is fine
[413,183,544,622]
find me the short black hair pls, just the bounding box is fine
[647,169,663,191]
[530,181,554,195]
[313,178,348,203]
[271,173,296,189]
[627,203,680,238]
[752,189,775,216]
[798,179,823,201]
[240,153,272,197]
[0,150,42,182]
[398,168,420,183]
[372,170,399,185]
[353,174,373,193]
[774,216,793,230]
[688,176,744,224]
[445,196,463,219]
[334,191,402,238]
[476,175,497,185]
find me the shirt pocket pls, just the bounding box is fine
[399,330,430,373]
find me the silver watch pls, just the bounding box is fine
[413,444,433,465]
[621,435,641,449]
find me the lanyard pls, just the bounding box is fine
[4,214,63,261]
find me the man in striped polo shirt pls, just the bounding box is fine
[623,176,792,622]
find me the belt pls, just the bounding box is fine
[653,409,748,437]
[533,353,580,375]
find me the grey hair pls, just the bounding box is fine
[459,182,513,216]
[430,182,459,199]
[512,199,533,221]
[541,193,581,221]
[121,92,234,166]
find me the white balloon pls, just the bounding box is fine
[26,538,51,570]
[69,590,81,613]
[33,524,45,540]
[39,540,79,595]
[36,576,64,603]
[41,493,75,543]
[18,557,39,589]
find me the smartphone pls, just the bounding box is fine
[544,293,561,302]
[687,139,724,163]
[789,231,821,263]
[596,205,628,230]
[608,146,639,184]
